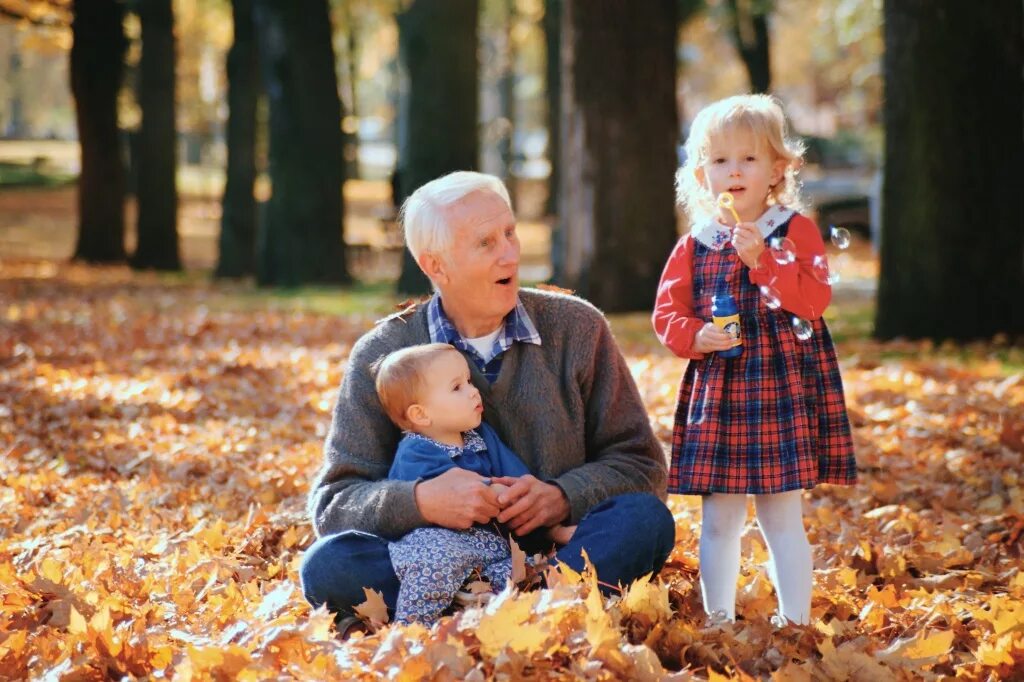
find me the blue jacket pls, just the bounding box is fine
[388,422,530,482]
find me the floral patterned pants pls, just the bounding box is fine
[388,526,511,625]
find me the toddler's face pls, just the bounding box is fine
[698,126,785,223]
[415,351,484,435]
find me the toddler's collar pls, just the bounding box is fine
[691,205,795,250]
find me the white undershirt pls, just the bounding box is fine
[464,326,502,362]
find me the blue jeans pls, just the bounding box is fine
[300,492,675,617]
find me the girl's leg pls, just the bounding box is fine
[753,490,812,624]
[699,493,748,621]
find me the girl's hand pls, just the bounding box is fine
[693,323,735,353]
[732,222,765,269]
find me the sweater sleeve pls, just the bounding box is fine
[552,314,668,524]
[307,331,428,540]
[747,215,832,320]
[652,235,707,360]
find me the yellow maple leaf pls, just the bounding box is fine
[353,587,390,627]
[68,605,88,635]
[475,589,547,658]
[510,536,527,585]
[879,629,954,663]
[975,635,1015,666]
[585,572,619,652]
[619,573,671,623]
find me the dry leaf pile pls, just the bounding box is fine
[1,260,1023,680]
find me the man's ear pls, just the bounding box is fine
[418,252,447,286]
[406,403,430,429]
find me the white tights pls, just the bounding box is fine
[698,490,812,624]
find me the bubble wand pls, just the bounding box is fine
[717,192,742,225]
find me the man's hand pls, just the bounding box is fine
[414,468,501,530]
[732,221,765,269]
[490,474,570,536]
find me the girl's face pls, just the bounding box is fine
[696,126,787,224]
[410,351,484,438]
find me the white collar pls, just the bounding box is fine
[691,205,795,250]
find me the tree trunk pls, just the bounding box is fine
[216,0,259,278]
[498,0,516,200]
[542,0,561,217]
[395,0,480,295]
[339,2,360,179]
[70,0,127,263]
[726,0,771,93]
[253,0,350,287]
[132,0,181,270]
[872,0,1024,339]
[876,1,1023,341]
[555,0,679,312]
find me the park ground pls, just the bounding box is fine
[1,177,1023,679]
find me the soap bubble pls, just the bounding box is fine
[830,226,851,250]
[792,316,813,341]
[760,284,782,309]
[811,254,839,285]
[769,237,796,265]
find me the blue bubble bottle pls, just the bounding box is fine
[712,294,743,358]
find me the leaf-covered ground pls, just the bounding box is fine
[2,257,1023,680]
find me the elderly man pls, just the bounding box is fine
[301,171,674,619]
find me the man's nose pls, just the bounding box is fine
[498,236,520,265]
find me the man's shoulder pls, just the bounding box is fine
[351,301,431,359]
[519,286,607,331]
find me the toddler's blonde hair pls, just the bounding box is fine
[677,94,805,224]
[371,343,462,431]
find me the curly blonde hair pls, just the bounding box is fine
[676,94,805,225]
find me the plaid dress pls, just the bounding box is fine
[668,217,856,495]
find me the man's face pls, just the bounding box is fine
[430,190,520,331]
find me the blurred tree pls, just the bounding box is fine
[876,0,1023,341]
[131,0,181,270]
[542,0,560,217]
[253,0,349,286]
[69,0,127,263]
[394,0,479,295]
[335,0,360,178]
[215,0,258,278]
[554,0,678,312]
[724,0,771,93]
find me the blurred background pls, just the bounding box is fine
[0,0,1019,339]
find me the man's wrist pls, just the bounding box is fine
[547,480,571,523]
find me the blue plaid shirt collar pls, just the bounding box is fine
[426,294,542,361]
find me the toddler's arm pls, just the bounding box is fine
[746,214,832,320]
[653,235,706,359]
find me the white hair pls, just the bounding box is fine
[401,171,512,262]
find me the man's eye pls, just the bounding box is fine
[480,239,492,248]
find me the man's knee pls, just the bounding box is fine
[300,531,398,614]
[571,492,677,579]
[616,493,676,565]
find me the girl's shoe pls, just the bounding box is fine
[452,588,495,608]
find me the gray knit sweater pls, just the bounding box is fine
[308,288,667,540]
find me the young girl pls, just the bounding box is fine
[652,94,856,625]
[374,343,574,625]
